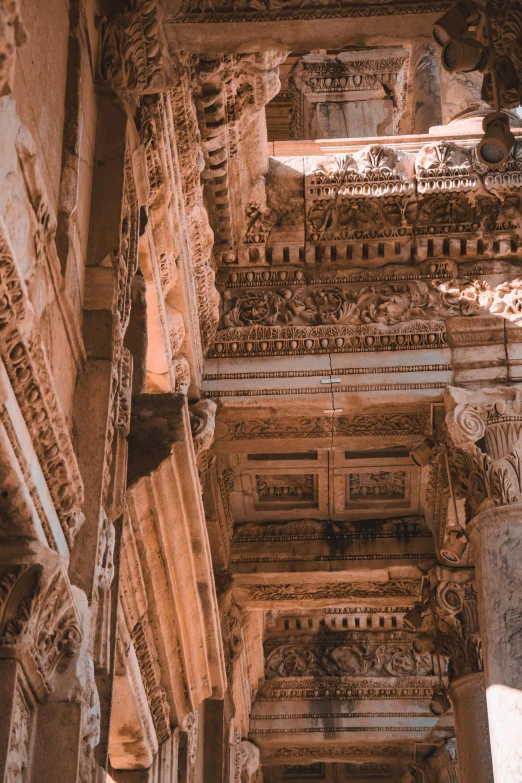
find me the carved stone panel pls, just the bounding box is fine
[289,50,410,140]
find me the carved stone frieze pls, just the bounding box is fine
[0,220,84,546]
[221,596,244,677]
[15,132,58,279]
[100,0,172,99]
[481,0,522,110]
[131,618,171,743]
[211,321,446,358]
[218,411,431,440]
[172,0,452,24]
[193,52,285,267]
[265,745,409,761]
[233,516,427,542]
[265,641,435,679]
[258,676,437,702]
[245,581,421,603]
[220,278,522,329]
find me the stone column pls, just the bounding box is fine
[428,572,494,783]
[445,386,522,783]
[467,504,522,783]
[449,673,493,783]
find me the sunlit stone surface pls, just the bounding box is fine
[0,0,521,781]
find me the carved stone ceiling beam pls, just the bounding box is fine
[162,2,450,52]
[233,572,425,610]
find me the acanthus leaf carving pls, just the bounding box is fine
[100,0,172,99]
[0,564,83,691]
[427,574,483,682]
[246,580,421,603]
[444,386,522,516]
[264,641,435,679]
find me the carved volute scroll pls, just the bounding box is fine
[427,573,483,683]
[444,385,522,515]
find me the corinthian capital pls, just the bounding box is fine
[427,570,483,683]
[444,386,522,510]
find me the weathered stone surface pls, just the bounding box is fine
[2,0,521,780]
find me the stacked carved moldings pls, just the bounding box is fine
[193,52,286,269]
[249,605,452,760]
[0,217,84,550]
[210,140,522,360]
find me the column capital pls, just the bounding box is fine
[427,569,483,683]
[444,385,522,514]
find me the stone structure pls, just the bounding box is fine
[1,0,522,782]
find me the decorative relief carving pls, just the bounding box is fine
[219,412,431,440]
[100,0,172,98]
[0,404,56,550]
[131,618,171,743]
[234,516,427,542]
[211,321,446,358]
[193,52,285,268]
[173,355,191,394]
[348,471,406,501]
[258,676,436,702]
[246,580,420,602]
[256,474,314,502]
[190,399,217,457]
[0,0,26,97]
[0,565,83,691]
[265,642,434,679]
[428,577,482,682]
[5,681,32,783]
[289,52,410,139]
[444,386,522,516]
[265,745,407,761]
[16,133,58,277]
[172,0,452,24]
[0,221,84,546]
[218,467,235,542]
[481,0,522,110]
[220,278,522,330]
[221,596,244,677]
